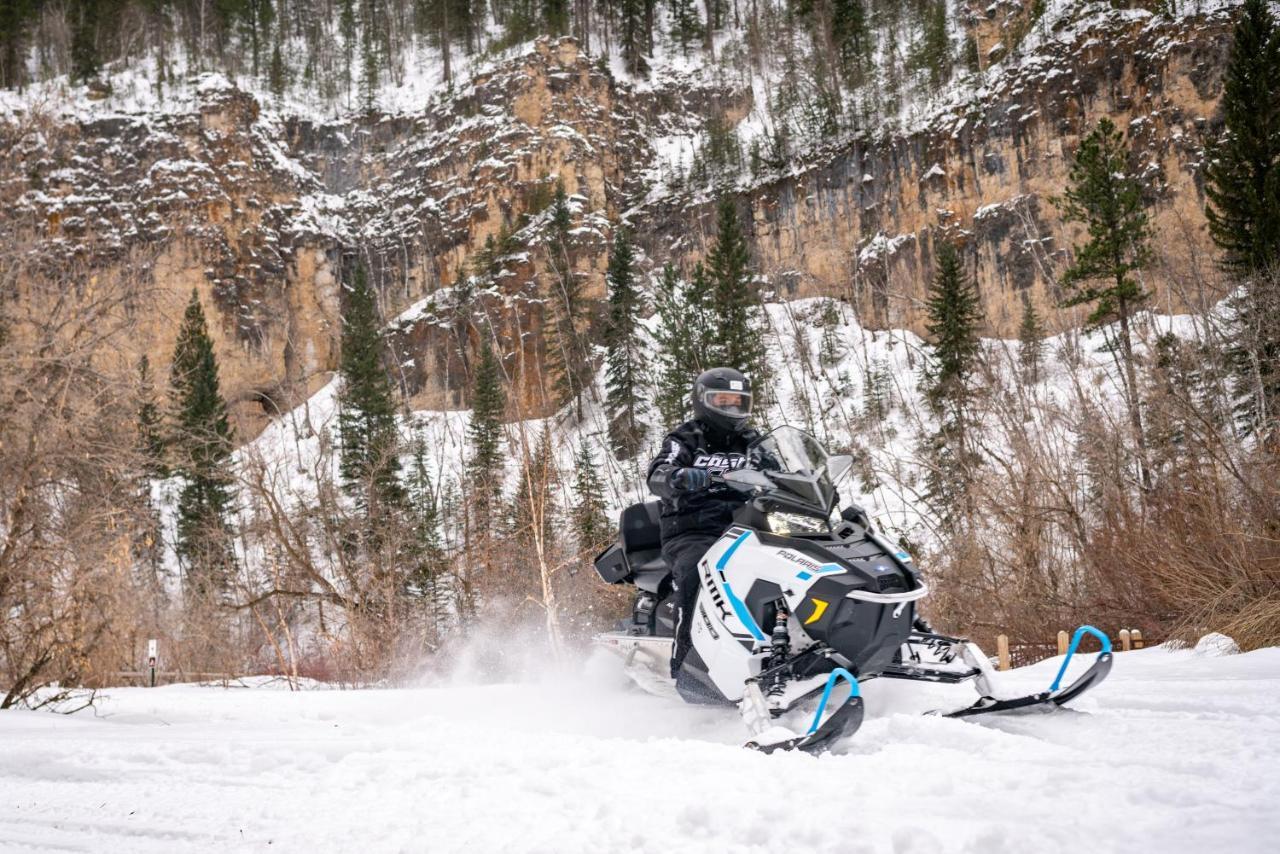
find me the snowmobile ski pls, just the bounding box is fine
[943,625,1114,719]
[745,668,865,754]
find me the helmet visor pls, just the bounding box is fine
[701,389,752,418]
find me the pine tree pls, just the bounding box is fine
[0,0,37,90]
[920,241,984,525]
[359,0,379,113]
[268,40,286,98]
[543,0,569,34]
[135,353,167,588]
[832,0,870,77]
[922,241,983,422]
[337,262,404,515]
[706,197,768,387]
[1018,294,1045,385]
[619,0,647,74]
[137,355,168,479]
[545,184,592,416]
[338,0,358,98]
[862,358,892,424]
[670,0,703,54]
[571,439,611,556]
[605,228,645,458]
[69,0,100,84]
[468,341,507,533]
[653,262,713,425]
[1055,117,1153,486]
[170,290,236,593]
[1203,0,1280,437]
[1204,0,1280,276]
[405,430,448,631]
[911,0,951,89]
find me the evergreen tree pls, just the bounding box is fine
[0,0,37,90]
[545,184,592,417]
[360,0,380,113]
[1203,0,1280,436]
[337,263,404,516]
[922,241,983,420]
[862,358,892,424]
[170,290,236,593]
[468,341,507,532]
[268,40,286,98]
[137,355,168,479]
[1204,0,1280,276]
[653,262,713,425]
[669,0,704,54]
[541,0,568,35]
[1018,294,1046,385]
[919,241,984,525]
[571,439,611,556]
[405,430,448,630]
[70,0,100,84]
[1055,117,1153,485]
[707,197,768,389]
[832,0,870,76]
[605,228,645,458]
[910,0,951,89]
[619,0,647,74]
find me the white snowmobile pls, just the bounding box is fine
[594,426,1113,753]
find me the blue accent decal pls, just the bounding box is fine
[796,571,813,581]
[722,580,767,642]
[815,564,846,575]
[716,530,753,570]
[807,668,861,734]
[896,550,912,561]
[1050,625,1112,692]
[714,531,766,642]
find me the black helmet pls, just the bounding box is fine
[692,367,753,434]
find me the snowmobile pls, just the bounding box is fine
[593,426,1113,753]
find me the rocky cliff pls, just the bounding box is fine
[0,2,1240,439]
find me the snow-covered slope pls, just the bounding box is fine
[2,641,1277,852]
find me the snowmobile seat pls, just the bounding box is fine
[620,502,670,594]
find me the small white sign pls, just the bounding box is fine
[147,639,157,664]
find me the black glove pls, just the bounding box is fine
[668,467,710,492]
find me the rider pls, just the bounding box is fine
[647,367,759,685]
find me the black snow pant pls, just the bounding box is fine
[662,532,720,677]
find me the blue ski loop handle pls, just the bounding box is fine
[1050,625,1112,693]
[808,668,860,734]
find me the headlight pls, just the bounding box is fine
[766,511,831,536]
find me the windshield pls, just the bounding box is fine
[750,426,831,475]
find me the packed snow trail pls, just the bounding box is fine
[1,644,1278,854]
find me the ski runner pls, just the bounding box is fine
[646,367,760,698]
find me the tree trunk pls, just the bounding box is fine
[1116,296,1150,492]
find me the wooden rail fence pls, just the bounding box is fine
[997,628,1148,671]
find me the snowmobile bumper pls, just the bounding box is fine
[945,625,1113,718]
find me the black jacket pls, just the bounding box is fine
[646,418,761,541]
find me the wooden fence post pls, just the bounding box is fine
[996,634,1010,671]
[1057,630,1069,656]
[1132,629,1144,650]
[1119,629,1131,652]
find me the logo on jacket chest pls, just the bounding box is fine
[692,452,748,474]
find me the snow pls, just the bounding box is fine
[1,641,1278,852]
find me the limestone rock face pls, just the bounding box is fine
[638,7,1234,337]
[0,6,1238,441]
